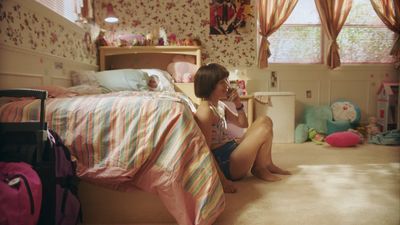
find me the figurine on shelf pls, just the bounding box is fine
[192,38,201,46]
[178,39,186,46]
[158,37,165,46]
[168,33,177,46]
[159,27,168,45]
[119,38,129,47]
[183,38,193,46]
[95,30,109,48]
[133,34,146,46]
[145,33,153,46]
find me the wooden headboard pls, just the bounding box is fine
[99,46,201,71]
[99,46,202,105]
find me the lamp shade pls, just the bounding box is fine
[104,3,118,23]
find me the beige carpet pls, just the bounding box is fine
[81,143,400,225]
[215,143,400,225]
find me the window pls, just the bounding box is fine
[268,0,322,63]
[36,0,82,23]
[338,0,395,64]
[263,0,395,64]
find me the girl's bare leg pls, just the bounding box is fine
[250,116,290,175]
[250,141,281,181]
[229,116,287,181]
[264,135,291,175]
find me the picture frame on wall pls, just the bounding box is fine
[209,0,252,35]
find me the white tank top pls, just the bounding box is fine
[209,101,232,149]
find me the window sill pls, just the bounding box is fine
[16,0,85,35]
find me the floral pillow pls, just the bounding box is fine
[67,84,106,96]
[31,85,77,98]
[70,70,99,86]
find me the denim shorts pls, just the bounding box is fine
[212,140,238,181]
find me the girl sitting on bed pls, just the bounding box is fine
[194,63,291,193]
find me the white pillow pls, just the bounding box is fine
[140,69,175,92]
[94,69,149,92]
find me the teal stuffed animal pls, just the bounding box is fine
[295,124,309,143]
[295,106,332,144]
[303,105,333,134]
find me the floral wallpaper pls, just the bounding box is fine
[95,0,257,67]
[0,0,96,65]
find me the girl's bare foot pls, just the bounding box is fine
[222,179,237,193]
[267,164,291,175]
[251,167,282,181]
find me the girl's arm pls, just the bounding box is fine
[225,91,248,128]
[194,106,214,147]
[195,106,237,193]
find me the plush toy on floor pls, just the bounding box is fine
[308,128,325,145]
[294,105,332,144]
[325,131,361,147]
[327,100,361,134]
[366,116,381,138]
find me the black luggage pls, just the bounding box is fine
[0,89,81,225]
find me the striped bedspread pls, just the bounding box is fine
[0,91,225,225]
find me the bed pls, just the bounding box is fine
[0,46,225,225]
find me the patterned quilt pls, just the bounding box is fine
[0,91,225,225]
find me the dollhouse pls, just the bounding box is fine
[376,82,399,132]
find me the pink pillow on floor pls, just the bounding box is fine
[325,131,360,147]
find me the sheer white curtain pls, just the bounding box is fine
[257,0,298,68]
[370,0,400,60]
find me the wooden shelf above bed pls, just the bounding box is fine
[99,46,202,71]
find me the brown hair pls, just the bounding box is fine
[194,63,229,99]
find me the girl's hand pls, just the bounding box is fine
[222,179,237,193]
[227,88,240,104]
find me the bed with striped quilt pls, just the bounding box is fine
[0,91,225,225]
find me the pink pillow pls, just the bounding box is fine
[325,131,360,147]
[167,62,198,83]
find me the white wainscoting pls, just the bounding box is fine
[237,64,399,124]
[0,43,97,88]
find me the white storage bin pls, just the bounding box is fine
[254,92,295,143]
